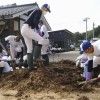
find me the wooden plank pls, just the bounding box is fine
[0,21,8,35]
[0,41,8,54]
[9,19,14,35]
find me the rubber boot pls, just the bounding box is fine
[42,54,49,65]
[23,60,28,68]
[33,44,42,61]
[0,67,4,79]
[86,72,92,82]
[27,53,33,68]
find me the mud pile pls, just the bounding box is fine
[0,60,99,97]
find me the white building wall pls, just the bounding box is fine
[14,21,18,31]
[0,21,5,25]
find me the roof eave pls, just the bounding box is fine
[48,29,73,35]
[0,15,13,19]
[65,29,73,35]
[12,5,38,18]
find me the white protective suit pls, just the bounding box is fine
[21,24,48,53]
[40,25,49,55]
[0,57,13,72]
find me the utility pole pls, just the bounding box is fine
[93,22,95,38]
[83,17,90,40]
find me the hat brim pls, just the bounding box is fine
[80,50,84,54]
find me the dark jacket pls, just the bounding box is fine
[24,9,42,30]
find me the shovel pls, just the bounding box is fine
[78,76,100,86]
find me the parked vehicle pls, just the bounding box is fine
[90,38,99,43]
[69,44,75,51]
[50,47,64,53]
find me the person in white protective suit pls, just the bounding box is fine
[1,56,13,72]
[5,35,24,63]
[38,20,49,65]
[21,4,51,70]
[0,57,13,78]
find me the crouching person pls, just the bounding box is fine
[5,35,24,60]
[5,35,24,68]
[80,40,100,82]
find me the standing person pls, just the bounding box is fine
[21,4,51,70]
[38,20,49,65]
[5,35,24,62]
[80,40,100,82]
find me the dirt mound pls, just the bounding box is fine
[78,96,89,100]
[0,60,99,97]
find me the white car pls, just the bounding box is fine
[90,38,99,43]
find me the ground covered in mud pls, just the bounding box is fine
[0,60,100,100]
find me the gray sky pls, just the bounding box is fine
[0,0,100,33]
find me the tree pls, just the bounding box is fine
[94,26,100,37]
[73,32,83,44]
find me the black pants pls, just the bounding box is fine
[93,65,100,78]
[16,51,23,63]
[0,67,4,77]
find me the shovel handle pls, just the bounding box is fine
[78,77,100,85]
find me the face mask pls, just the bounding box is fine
[38,25,41,28]
[43,11,47,15]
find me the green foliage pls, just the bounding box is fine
[73,32,84,46]
[74,25,100,43]
[94,26,100,37]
